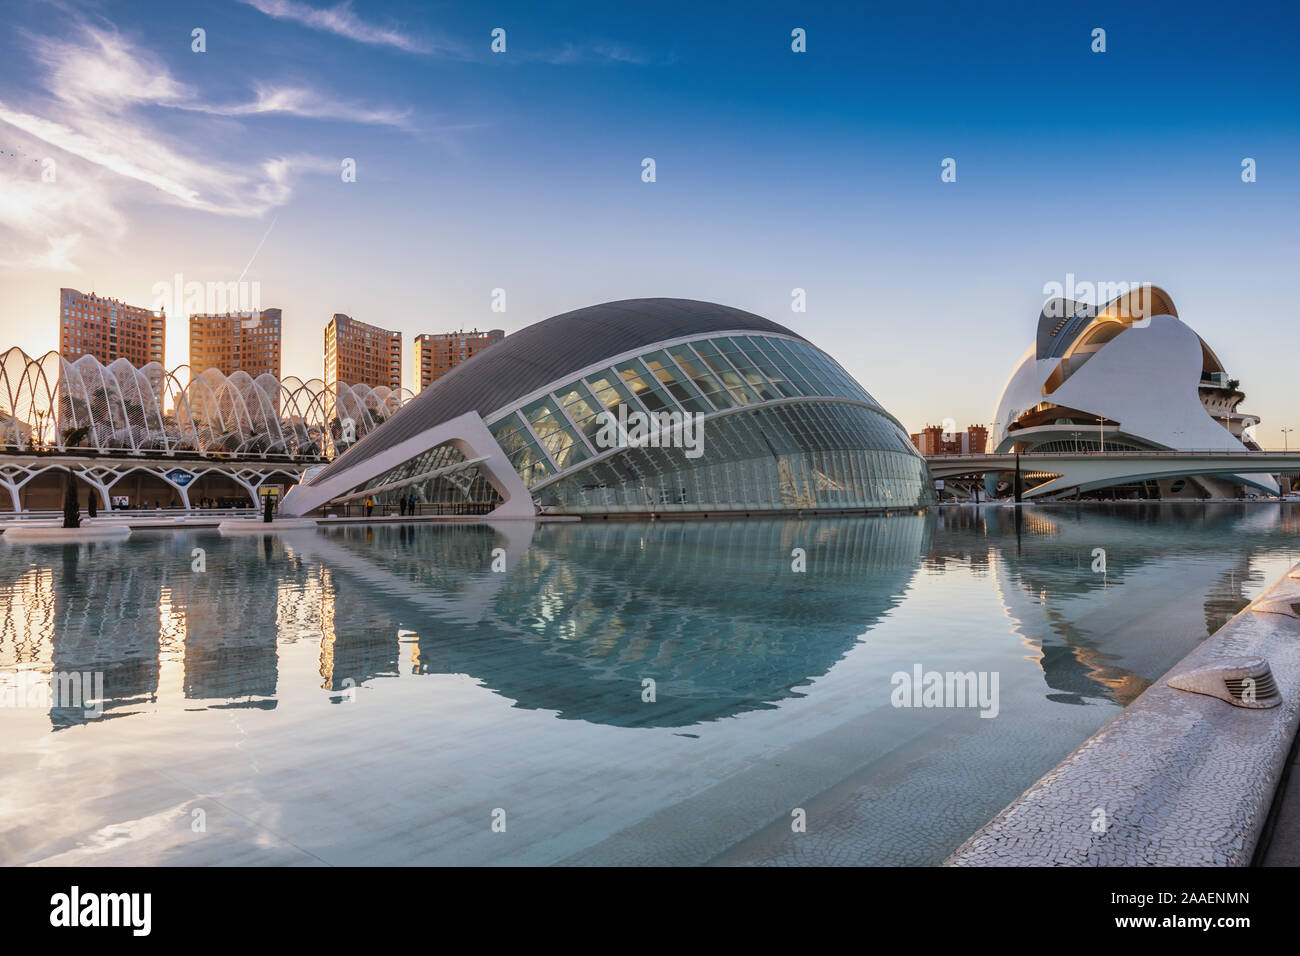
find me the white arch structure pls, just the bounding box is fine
[990,287,1278,496]
[0,346,411,460]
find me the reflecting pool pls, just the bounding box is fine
[1,504,1297,865]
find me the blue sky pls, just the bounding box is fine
[1,0,1297,440]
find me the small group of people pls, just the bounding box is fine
[358,494,419,518]
[194,496,239,509]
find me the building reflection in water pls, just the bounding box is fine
[304,516,931,726]
[929,502,1292,706]
[0,502,1296,730]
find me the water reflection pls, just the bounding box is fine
[307,517,931,725]
[0,504,1297,731]
[932,503,1298,705]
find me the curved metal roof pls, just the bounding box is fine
[313,298,807,483]
[1036,285,1181,361]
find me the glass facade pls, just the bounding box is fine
[477,332,925,514]
[533,401,929,513]
[313,329,932,517]
[354,440,503,514]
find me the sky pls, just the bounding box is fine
[0,0,1297,442]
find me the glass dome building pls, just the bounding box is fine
[279,299,933,517]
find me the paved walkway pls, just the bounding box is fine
[1260,734,1300,865]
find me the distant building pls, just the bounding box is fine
[413,329,505,392]
[189,308,282,378]
[324,314,401,391]
[59,288,165,368]
[911,424,988,455]
[989,284,1276,497]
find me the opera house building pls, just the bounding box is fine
[281,298,934,517]
[990,285,1277,497]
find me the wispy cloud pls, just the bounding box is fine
[238,0,462,56]
[530,39,657,66]
[590,42,654,65]
[0,21,417,272]
[198,84,413,129]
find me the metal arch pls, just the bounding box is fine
[0,346,408,463]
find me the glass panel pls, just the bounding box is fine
[585,369,644,413]
[714,337,782,401]
[770,338,831,394]
[522,396,589,471]
[731,337,800,399]
[614,359,675,414]
[489,413,530,456]
[667,344,736,409]
[553,380,606,444]
[639,351,713,414]
[584,368,648,455]
[747,337,815,395]
[690,339,760,404]
[508,439,554,486]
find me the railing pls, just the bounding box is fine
[929,449,1300,458]
[0,445,328,464]
[0,506,256,521]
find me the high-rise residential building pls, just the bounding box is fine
[59,288,165,368]
[413,328,505,393]
[910,424,989,455]
[189,308,283,378]
[324,314,402,391]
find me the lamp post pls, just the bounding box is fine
[1097,416,1105,453]
[1283,427,1294,452]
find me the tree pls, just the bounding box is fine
[62,471,81,529]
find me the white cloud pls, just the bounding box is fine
[0,22,415,273]
[200,84,412,129]
[33,24,193,108]
[238,0,460,56]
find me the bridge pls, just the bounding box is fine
[0,452,307,512]
[925,449,1300,499]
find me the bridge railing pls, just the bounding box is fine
[928,449,1300,458]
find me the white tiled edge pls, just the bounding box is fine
[946,563,1300,866]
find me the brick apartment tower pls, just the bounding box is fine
[910,424,989,455]
[59,288,165,367]
[413,328,505,393]
[189,309,283,377]
[324,313,402,391]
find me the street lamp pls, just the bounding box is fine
[1097,416,1105,453]
[1283,427,1294,452]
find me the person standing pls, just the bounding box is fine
[364,495,374,517]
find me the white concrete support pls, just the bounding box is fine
[280,410,535,519]
[1,477,18,513]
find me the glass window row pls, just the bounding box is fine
[487,335,888,488]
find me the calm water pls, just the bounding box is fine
[1,504,1297,865]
